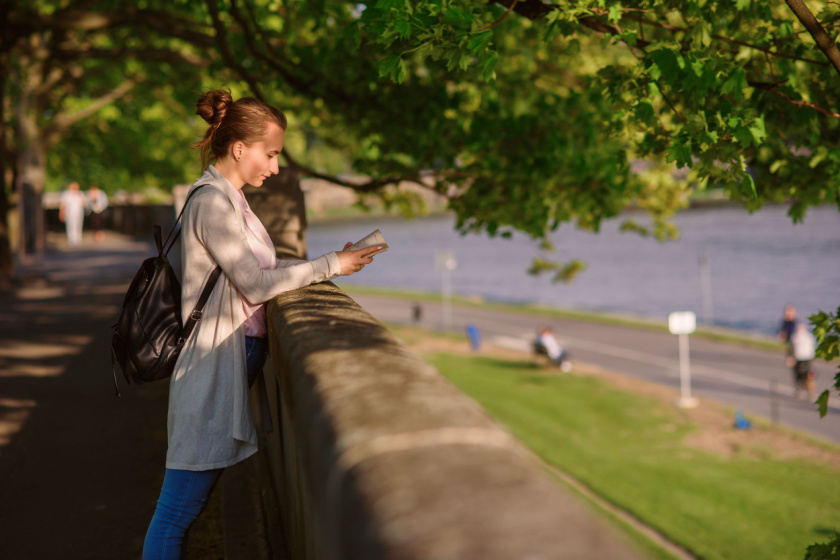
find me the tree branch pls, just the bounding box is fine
[479,0,519,31]
[493,2,835,69]
[492,0,553,21]
[785,0,840,78]
[751,80,840,118]
[8,7,214,46]
[622,13,830,67]
[41,78,138,144]
[52,47,208,67]
[281,149,421,193]
[229,0,358,104]
[205,0,265,100]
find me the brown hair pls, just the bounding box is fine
[193,88,288,169]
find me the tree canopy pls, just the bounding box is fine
[4,0,840,409]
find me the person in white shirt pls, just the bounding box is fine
[790,323,816,399]
[59,182,86,246]
[535,326,571,371]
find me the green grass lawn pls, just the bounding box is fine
[428,353,840,560]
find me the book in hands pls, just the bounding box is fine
[347,229,389,257]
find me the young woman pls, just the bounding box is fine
[142,89,378,559]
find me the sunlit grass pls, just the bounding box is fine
[429,353,840,560]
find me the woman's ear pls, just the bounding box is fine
[232,141,244,162]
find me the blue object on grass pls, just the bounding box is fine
[466,324,481,351]
[734,410,752,430]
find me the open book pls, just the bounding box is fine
[347,229,389,257]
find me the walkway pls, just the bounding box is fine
[0,232,259,560]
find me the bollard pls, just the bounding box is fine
[465,324,481,351]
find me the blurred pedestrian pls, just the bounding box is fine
[86,184,108,243]
[790,323,816,400]
[534,326,571,371]
[59,181,86,246]
[141,88,379,560]
[777,304,797,367]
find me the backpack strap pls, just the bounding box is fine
[161,184,212,256]
[180,264,223,343]
[165,183,231,344]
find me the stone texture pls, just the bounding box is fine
[260,282,647,560]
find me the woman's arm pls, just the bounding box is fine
[194,191,338,304]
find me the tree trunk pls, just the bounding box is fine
[0,55,14,287]
[14,50,47,258]
[243,168,308,259]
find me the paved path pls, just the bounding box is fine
[0,232,253,560]
[344,292,840,445]
[0,233,172,559]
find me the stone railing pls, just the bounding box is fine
[250,281,646,560]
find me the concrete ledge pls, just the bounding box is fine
[259,281,646,559]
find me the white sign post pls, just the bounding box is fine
[668,311,699,409]
[435,250,457,329]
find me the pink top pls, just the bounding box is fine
[230,184,276,337]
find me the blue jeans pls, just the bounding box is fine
[143,336,268,560]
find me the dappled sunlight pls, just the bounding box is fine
[0,363,63,378]
[0,398,36,447]
[15,286,67,300]
[0,235,149,458]
[0,336,91,361]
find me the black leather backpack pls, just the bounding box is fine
[111,185,222,396]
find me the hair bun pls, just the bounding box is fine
[195,88,234,126]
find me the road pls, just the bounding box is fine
[345,292,840,445]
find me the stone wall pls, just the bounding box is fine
[256,281,646,560]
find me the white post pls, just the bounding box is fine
[669,311,699,409]
[436,251,456,330]
[677,333,698,408]
[441,265,452,329]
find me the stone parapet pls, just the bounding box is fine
[258,281,646,560]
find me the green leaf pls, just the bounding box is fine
[552,260,587,284]
[481,51,498,81]
[815,390,830,418]
[733,126,754,147]
[394,18,413,40]
[749,115,766,144]
[721,67,749,100]
[378,54,400,78]
[666,141,692,168]
[443,7,472,29]
[649,49,679,80]
[467,30,493,55]
[376,0,401,10]
[633,98,656,123]
[739,173,757,198]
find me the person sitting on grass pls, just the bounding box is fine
[533,326,572,372]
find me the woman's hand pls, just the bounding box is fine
[336,242,379,276]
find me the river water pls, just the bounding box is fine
[307,204,840,335]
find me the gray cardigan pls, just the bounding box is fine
[167,166,340,471]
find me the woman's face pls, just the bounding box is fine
[237,122,285,187]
